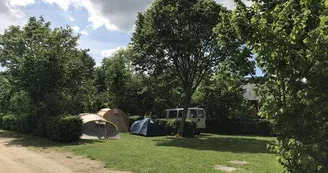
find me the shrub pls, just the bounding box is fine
[0,113,4,129]
[2,115,16,131]
[14,114,34,134]
[155,119,196,137]
[46,115,82,143]
[33,116,52,137]
[207,119,273,136]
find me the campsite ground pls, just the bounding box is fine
[0,130,283,173]
[0,130,131,173]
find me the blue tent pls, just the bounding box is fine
[130,118,166,136]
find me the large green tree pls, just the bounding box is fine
[227,1,328,172]
[132,0,231,136]
[193,69,254,120]
[96,47,146,115]
[0,17,95,117]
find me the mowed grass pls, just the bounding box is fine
[0,131,283,173]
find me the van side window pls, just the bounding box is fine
[198,110,205,118]
[168,111,177,118]
[190,110,197,118]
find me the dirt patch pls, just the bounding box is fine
[0,137,132,173]
[229,160,249,165]
[214,165,237,172]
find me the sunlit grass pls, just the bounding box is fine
[0,131,283,173]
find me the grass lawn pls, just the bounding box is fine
[0,131,283,173]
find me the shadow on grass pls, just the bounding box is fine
[153,135,274,154]
[0,131,104,149]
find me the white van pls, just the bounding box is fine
[163,108,206,129]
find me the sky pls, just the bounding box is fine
[0,0,261,75]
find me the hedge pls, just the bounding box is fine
[155,119,196,137]
[2,115,16,131]
[15,114,34,134]
[207,119,273,136]
[0,113,4,129]
[0,114,83,143]
[46,115,82,143]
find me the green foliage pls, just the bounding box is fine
[155,119,196,137]
[14,114,34,134]
[0,16,95,117]
[0,74,12,114]
[96,48,147,115]
[142,74,183,114]
[46,115,82,143]
[0,113,35,134]
[193,71,254,120]
[9,91,33,114]
[207,119,273,136]
[228,1,328,172]
[0,113,4,129]
[132,0,230,136]
[2,115,16,131]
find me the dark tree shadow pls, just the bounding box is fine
[0,131,104,149]
[153,134,274,154]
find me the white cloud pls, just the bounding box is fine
[71,25,80,33]
[80,29,88,35]
[72,26,88,35]
[68,14,74,21]
[78,37,117,66]
[83,0,252,31]
[84,0,152,32]
[216,0,234,9]
[243,0,253,7]
[101,46,126,58]
[216,0,253,9]
[0,0,27,33]
[9,0,35,6]
[40,0,73,11]
[80,0,118,31]
[36,0,151,31]
[30,0,253,32]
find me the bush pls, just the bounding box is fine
[15,114,34,134]
[1,114,36,134]
[0,113,4,129]
[2,115,16,131]
[207,119,273,136]
[155,119,196,137]
[46,115,82,143]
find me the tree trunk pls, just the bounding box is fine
[176,90,192,137]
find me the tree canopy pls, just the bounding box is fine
[0,16,95,116]
[227,0,328,172]
[132,0,235,136]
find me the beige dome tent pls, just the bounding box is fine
[98,108,129,132]
[97,108,111,117]
[79,113,119,139]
